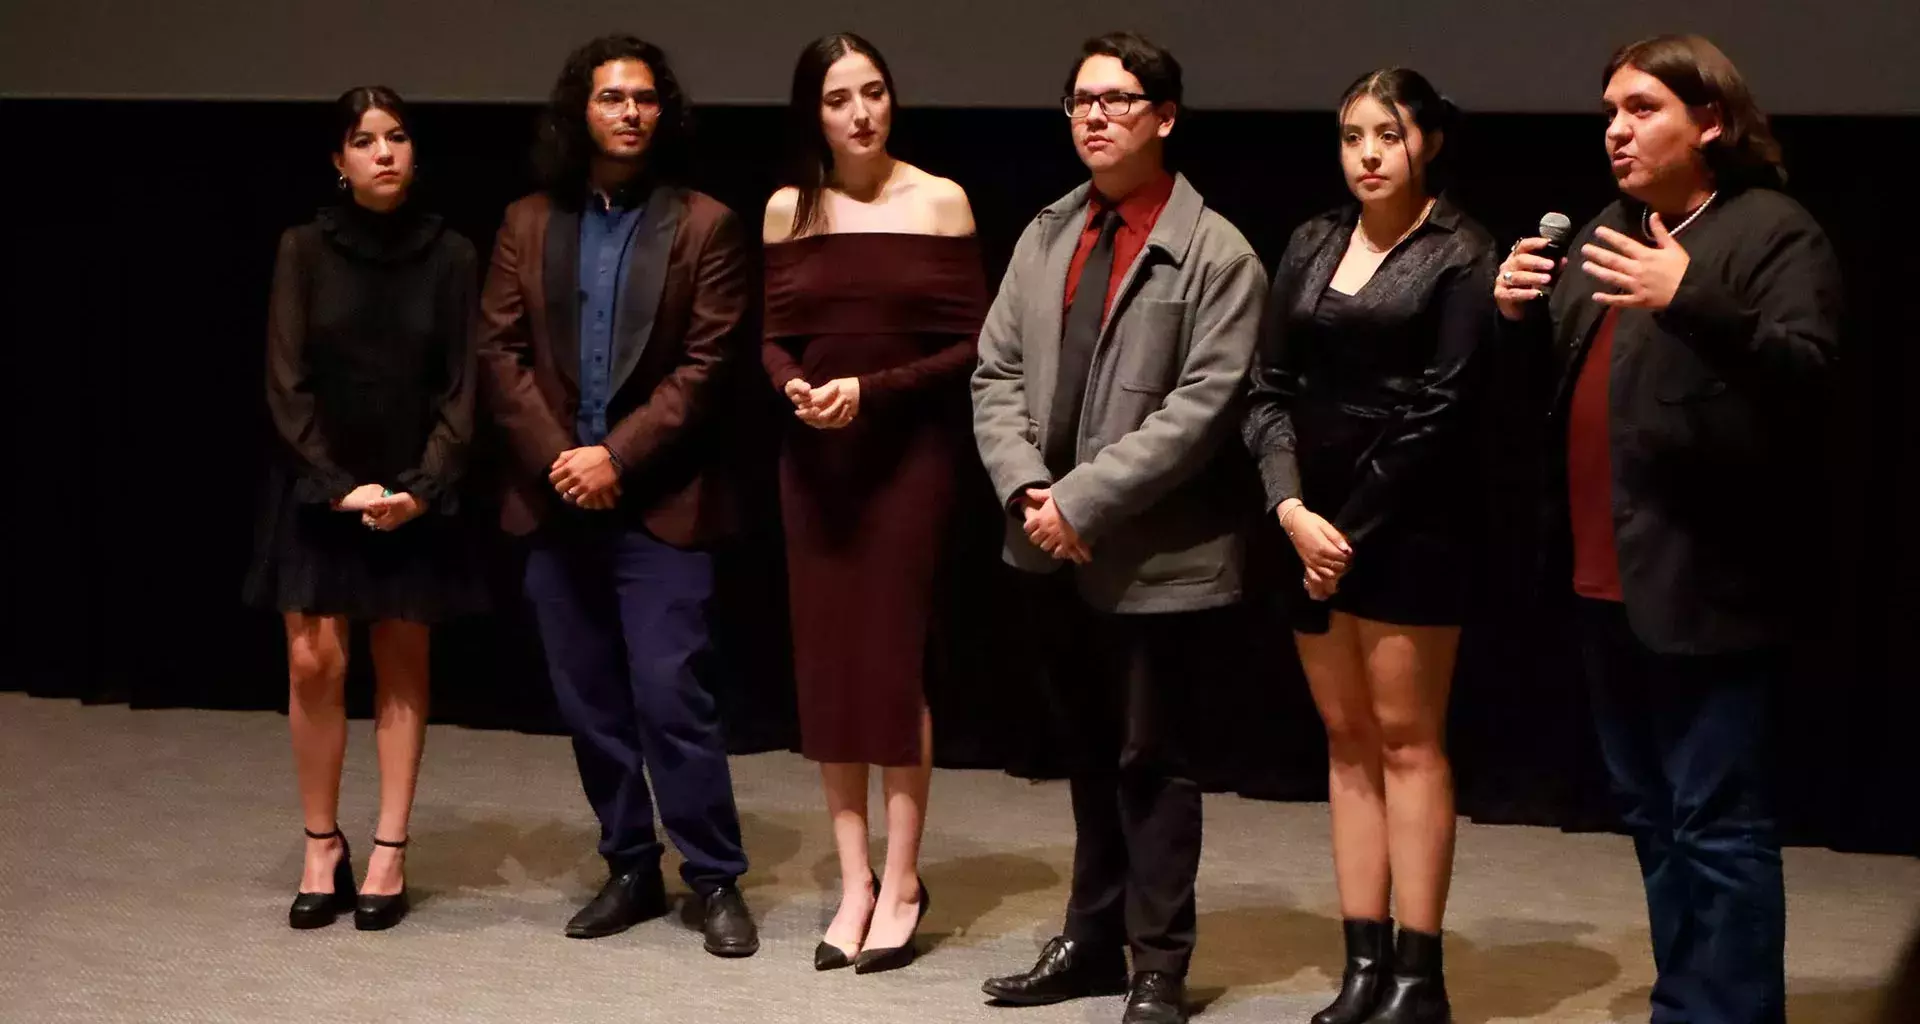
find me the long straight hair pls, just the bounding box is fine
[1605,34,1785,189]
[782,33,897,238]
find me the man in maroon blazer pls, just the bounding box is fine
[476,34,757,957]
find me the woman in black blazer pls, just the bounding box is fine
[1242,68,1495,1024]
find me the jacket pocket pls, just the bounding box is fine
[1110,299,1189,394]
[1134,533,1232,586]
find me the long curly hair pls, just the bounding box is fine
[533,35,693,207]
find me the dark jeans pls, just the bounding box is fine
[1577,599,1785,1024]
[1032,575,1225,978]
[523,515,748,894]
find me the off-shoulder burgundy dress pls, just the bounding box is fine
[761,233,987,765]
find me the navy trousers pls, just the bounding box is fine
[524,516,748,894]
[1578,599,1786,1024]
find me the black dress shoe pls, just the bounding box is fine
[815,871,881,971]
[1313,918,1394,1024]
[853,879,930,974]
[353,835,410,931]
[702,884,759,958]
[981,936,1130,1005]
[1363,928,1451,1024]
[565,867,668,939]
[1122,971,1188,1024]
[288,826,355,930]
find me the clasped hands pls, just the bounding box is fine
[1279,499,1353,601]
[783,377,860,430]
[1019,487,1091,564]
[332,483,426,531]
[550,445,622,510]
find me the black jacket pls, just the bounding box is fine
[1515,185,1843,654]
[1243,196,1497,547]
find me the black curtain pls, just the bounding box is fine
[2,99,1913,856]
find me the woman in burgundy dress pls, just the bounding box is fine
[761,33,986,975]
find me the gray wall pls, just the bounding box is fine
[3,0,1913,113]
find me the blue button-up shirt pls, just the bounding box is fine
[576,193,646,444]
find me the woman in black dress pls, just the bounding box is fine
[1242,69,1494,1024]
[243,86,483,931]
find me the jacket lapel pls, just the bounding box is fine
[1551,206,1628,406]
[1029,190,1088,427]
[542,204,582,399]
[610,187,681,395]
[1097,173,1202,351]
[1292,217,1348,323]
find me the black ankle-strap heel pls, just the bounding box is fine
[353,835,411,931]
[288,826,355,930]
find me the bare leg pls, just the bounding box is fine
[867,707,933,950]
[286,612,350,892]
[1357,618,1460,935]
[820,761,876,955]
[1297,613,1391,921]
[363,619,430,896]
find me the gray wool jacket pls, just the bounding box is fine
[971,173,1266,614]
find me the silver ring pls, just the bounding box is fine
[1502,270,1514,284]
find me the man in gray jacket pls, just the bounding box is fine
[971,32,1264,1024]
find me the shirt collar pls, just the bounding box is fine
[1090,170,1176,230]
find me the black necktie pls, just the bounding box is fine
[1046,209,1120,477]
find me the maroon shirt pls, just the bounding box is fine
[1063,171,1175,319]
[1568,309,1624,601]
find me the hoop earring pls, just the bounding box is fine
[337,174,350,191]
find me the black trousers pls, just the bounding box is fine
[1029,574,1228,978]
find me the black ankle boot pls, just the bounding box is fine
[1312,918,1393,1024]
[1364,927,1450,1024]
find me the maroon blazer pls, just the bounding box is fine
[476,187,748,544]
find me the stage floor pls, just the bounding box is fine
[1,692,1913,1022]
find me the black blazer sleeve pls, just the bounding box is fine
[1241,221,1320,513]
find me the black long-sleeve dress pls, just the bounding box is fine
[242,202,487,623]
[1242,197,1497,632]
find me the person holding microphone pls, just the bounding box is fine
[1496,34,1841,1024]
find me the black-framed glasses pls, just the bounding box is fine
[1063,91,1150,119]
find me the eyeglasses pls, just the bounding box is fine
[1062,91,1150,119]
[592,89,662,118]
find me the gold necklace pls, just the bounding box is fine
[1358,197,1437,254]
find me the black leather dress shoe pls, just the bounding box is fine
[565,868,668,939]
[701,885,759,958]
[1121,971,1189,1024]
[981,936,1129,1005]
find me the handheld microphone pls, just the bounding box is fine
[1537,212,1572,297]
